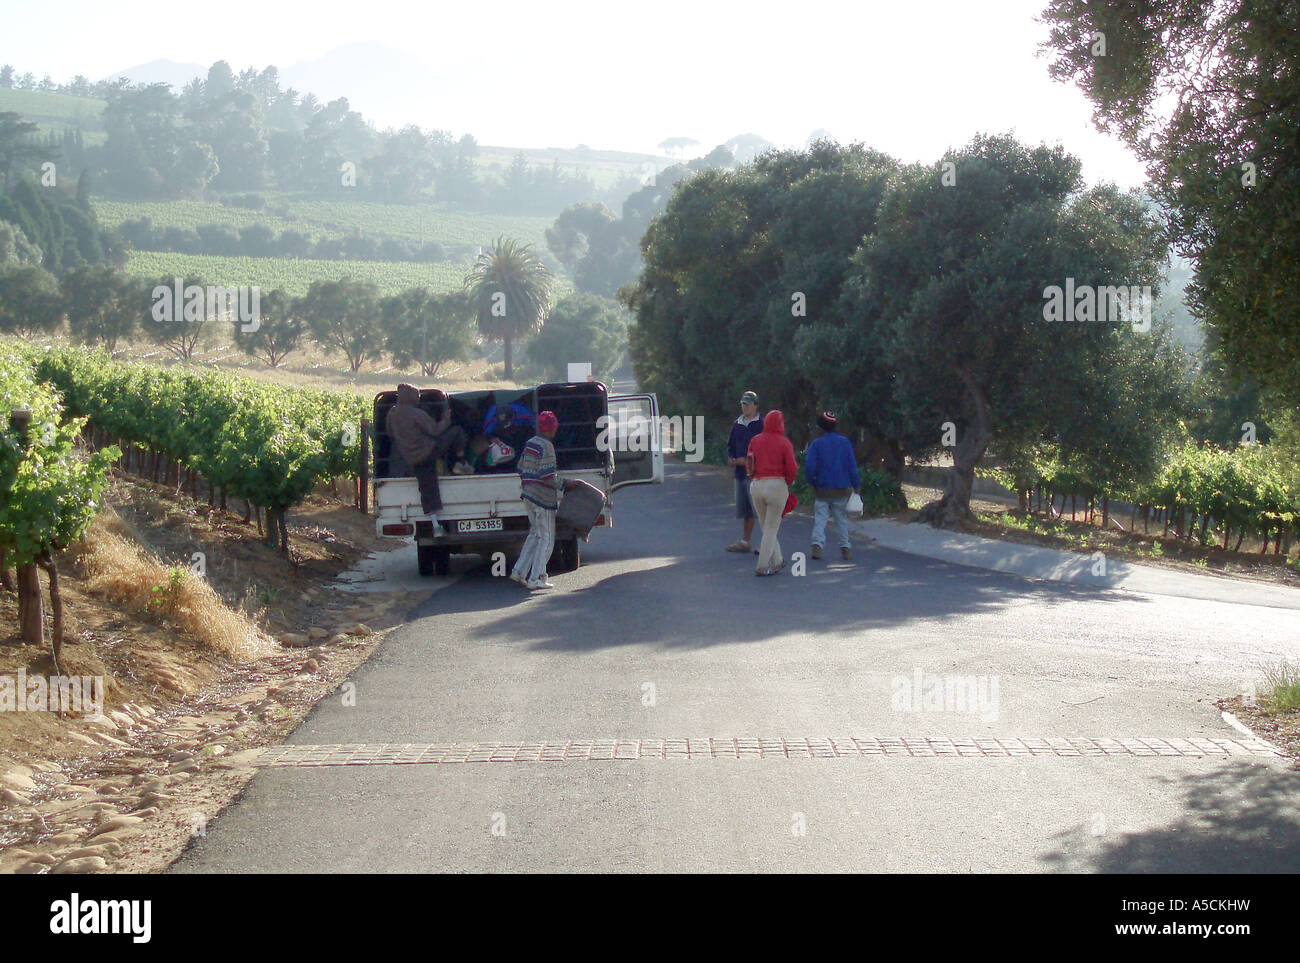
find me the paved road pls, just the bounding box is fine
[173,462,1300,873]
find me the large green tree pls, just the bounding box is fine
[623,141,897,451]
[546,202,639,298]
[300,277,383,371]
[101,84,217,198]
[1040,0,1300,407]
[62,264,140,350]
[523,293,629,384]
[0,264,63,336]
[0,112,51,194]
[845,135,1170,524]
[464,236,553,380]
[234,287,302,367]
[380,287,476,377]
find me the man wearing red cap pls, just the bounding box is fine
[511,409,576,590]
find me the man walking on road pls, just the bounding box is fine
[725,390,765,553]
[805,411,860,560]
[511,410,575,590]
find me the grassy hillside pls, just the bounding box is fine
[96,197,557,250]
[0,86,106,123]
[122,251,469,296]
[122,250,576,299]
[477,144,660,191]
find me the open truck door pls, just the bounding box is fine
[608,393,664,491]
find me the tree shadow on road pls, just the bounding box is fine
[409,460,1151,652]
[1039,762,1300,873]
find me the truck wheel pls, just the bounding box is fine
[417,544,436,577]
[433,548,452,577]
[550,538,580,573]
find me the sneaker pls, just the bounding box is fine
[451,460,474,475]
[841,547,852,561]
[509,572,527,586]
[810,544,822,560]
[527,578,555,590]
[725,540,751,552]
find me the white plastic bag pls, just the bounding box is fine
[846,491,864,518]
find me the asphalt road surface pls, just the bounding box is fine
[173,462,1300,873]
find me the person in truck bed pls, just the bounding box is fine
[386,383,473,513]
[482,401,536,473]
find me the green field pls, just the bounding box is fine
[276,199,554,249]
[95,199,325,238]
[95,196,556,251]
[0,87,106,124]
[124,251,469,296]
[122,250,575,300]
[476,145,659,191]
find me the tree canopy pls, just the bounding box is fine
[1040,0,1300,407]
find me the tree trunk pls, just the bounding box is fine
[36,553,64,674]
[504,335,514,381]
[914,366,990,528]
[16,564,42,646]
[265,507,290,552]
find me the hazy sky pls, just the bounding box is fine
[0,0,1148,187]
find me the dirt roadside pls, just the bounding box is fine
[0,473,426,875]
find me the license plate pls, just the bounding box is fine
[457,518,503,533]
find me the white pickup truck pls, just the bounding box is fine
[372,381,663,576]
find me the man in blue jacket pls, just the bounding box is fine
[725,390,764,553]
[804,411,860,560]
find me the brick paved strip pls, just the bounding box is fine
[250,736,1283,767]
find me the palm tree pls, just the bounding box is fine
[464,236,553,380]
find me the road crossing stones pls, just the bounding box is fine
[251,735,1282,767]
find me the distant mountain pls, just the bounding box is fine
[101,59,206,90]
[279,42,464,131]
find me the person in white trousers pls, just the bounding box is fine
[510,410,575,590]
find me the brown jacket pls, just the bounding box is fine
[387,383,449,466]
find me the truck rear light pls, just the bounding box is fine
[382,523,414,536]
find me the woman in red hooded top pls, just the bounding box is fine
[745,409,798,575]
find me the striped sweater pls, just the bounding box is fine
[517,434,561,510]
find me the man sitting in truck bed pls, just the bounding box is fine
[481,401,536,473]
[386,383,473,513]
